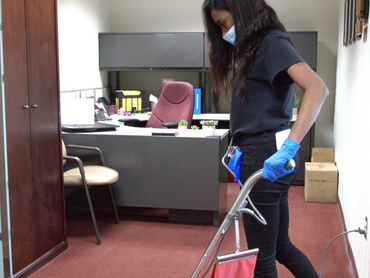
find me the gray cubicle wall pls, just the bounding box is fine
[99,31,317,112]
[99,32,205,71]
[205,31,317,70]
[100,31,317,71]
[288,32,317,70]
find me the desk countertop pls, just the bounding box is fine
[193,113,230,121]
[94,113,230,139]
[75,120,230,140]
[111,113,230,122]
[112,113,295,122]
[117,126,229,139]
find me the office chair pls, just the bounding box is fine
[146,81,194,128]
[62,140,120,245]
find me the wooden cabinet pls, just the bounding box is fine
[2,0,67,276]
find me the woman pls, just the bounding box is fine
[203,0,329,277]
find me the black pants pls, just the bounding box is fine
[238,132,318,278]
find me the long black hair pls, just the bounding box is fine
[203,0,286,96]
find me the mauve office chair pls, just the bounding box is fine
[146,81,194,129]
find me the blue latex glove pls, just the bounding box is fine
[263,138,300,182]
[228,147,242,182]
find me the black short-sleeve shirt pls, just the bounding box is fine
[230,29,305,140]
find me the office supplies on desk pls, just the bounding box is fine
[151,130,178,136]
[194,88,201,115]
[149,94,158,111]
[98,96,110,106]
[97,97,118,116]
[115,90,145,113]
[94,101,111,121]
[62,122,120,133]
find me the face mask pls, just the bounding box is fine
[222,25,236,45]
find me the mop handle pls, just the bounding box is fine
[191,169,264,278]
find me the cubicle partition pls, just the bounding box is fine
[99,31,317,113]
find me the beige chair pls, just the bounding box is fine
[62,140,120,245]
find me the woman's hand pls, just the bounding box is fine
[263,138,300,182]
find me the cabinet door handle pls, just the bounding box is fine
[32,104,38,109]
[22,105,29,110]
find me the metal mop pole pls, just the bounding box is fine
[191,169,263,278]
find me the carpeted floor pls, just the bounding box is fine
[29,184,354,278]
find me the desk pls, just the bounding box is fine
[113,113,231,129]
[62,126,229,226]
[108,113,312,184]
[112,113,230,123]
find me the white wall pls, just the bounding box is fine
[57,0,110,92]
[335,2,370,277]
[109,0,204,32]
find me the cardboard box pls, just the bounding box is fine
[304,162,338,203]
[311,148,335,162]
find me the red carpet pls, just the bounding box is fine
[29,184,353,278]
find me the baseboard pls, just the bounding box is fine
[337,198,359,278]
[13,241,68,278]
